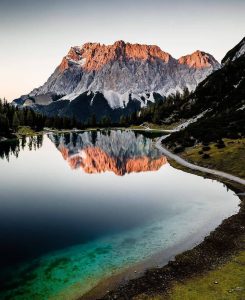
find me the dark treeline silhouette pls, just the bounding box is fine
[0,135,43,161]
[0,98,136,137]
[0,98,87,137]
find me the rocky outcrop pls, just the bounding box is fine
[178,50,218,69]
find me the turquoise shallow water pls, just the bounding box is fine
[0,131,240,299]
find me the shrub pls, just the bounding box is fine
[216,140,226,149]
[174,146,185,153]
[202,146,211,152]
[202,153,210,159]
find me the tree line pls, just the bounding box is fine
[0,98,86,137]
[0,98,137,137]
[0,90,189,137]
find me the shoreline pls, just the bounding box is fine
[78,207,238,300]
[0,126,170,146]
[81,141,244,299]
[155,137,245,185]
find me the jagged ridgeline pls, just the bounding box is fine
[13,41,219,123]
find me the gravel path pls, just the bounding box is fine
[156,136,245,186]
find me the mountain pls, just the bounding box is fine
[13,41,219,122]
[164,37,245,148]
[48,130,167,175]
[221,37,245,65]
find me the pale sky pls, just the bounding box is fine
[0,0,244,101]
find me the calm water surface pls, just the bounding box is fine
[0,130,239,299]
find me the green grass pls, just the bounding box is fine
[167,251,245,300]
[17,126,37,136]
[129,121,184,131]
[137,251,245,300]
[181,138,245,179]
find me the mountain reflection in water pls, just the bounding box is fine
[48,130,167,175]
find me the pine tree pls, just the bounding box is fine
[100,115,111,127]
[119,115,126,126]
[12,112,20,129]
[0,114,10,134]
[26,110,33,127]
[91,114,97,127]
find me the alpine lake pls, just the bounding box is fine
[0,130,239,299]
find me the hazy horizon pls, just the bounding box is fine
[0,0,244,101]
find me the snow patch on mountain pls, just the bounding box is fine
[103,90,130,108]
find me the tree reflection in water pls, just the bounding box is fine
[0,135,43,161]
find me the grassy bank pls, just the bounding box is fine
[136,250,245,300]
[0,126,42,142]
[167,249,245,300]
[181,138,245,179]
[16,126,39,136]
[100,138,245,300]
[129,122,182,131]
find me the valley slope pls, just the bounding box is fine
[164,37,245,148]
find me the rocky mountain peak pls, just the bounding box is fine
[178,50,219,69]
[124,42,171,62]
[113,40,126,48]
[14,40,220,120]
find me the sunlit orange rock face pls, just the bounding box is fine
[125,156,167,174]
[59,40,172,72]
[59,47,83,72]
[59,57,69,72]
[58,146,167,176]
[59,146,69,160]
[178,50,214,69]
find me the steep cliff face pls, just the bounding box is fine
[49,130,167,176]
[14,41,220,121]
